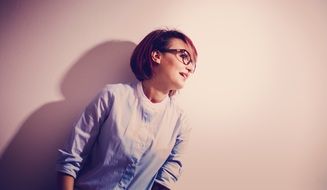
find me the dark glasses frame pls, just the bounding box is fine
[159,48,196,73]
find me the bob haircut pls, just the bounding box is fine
[130,29,198,96]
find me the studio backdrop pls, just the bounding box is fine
[0,1,327,190]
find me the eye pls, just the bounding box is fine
[178,51,189,59]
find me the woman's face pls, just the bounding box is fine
[153,38,195,91]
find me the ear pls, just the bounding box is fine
[151,50,161,64]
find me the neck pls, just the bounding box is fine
[141,80,169,103]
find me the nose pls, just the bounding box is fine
[186,62,195,73]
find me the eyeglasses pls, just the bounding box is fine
[159,48,196,72]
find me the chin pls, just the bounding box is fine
[168,77,186,90]
[173,82,185,90]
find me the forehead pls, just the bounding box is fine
[167,38,189,49]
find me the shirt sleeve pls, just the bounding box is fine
[56,86,112,178]
[154,112,192,189]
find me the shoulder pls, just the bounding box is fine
[168,97,188,122]
[90,82,135,104]
[101,82,135,96]
[168,99,191,136]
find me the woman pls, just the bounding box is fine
[57,29,198,190]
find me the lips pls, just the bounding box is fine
[179,72,189,80]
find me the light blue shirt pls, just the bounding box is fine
[56,82,191,190]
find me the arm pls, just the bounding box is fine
[57,172,74,190]
[56,86,112,180]
[154,113,192,189]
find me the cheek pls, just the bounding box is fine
[166,59,183,71]
[159,57,183,77]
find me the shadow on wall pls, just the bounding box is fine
[0,40,137,190]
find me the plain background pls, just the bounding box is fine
[0,1,327,190]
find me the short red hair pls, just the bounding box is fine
[130,29,198,82]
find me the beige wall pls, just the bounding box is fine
[0,0,327,189]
